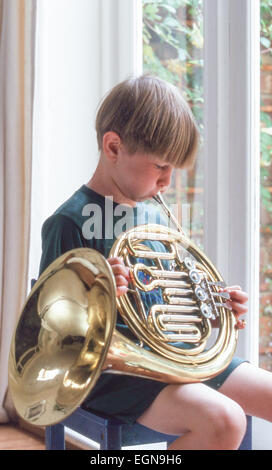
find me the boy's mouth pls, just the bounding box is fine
[156,189,167,196]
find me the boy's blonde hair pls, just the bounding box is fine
[95,74,199,169]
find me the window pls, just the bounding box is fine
[142,0,260,367]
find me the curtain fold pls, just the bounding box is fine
[0,0,37,422]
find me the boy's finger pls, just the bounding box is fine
[114,274,129,287]
[111,264,130,280]
[116,285,128,297]
[221,285,242,291]
[228,290,249,303]
[235,319,247,330]
[226,300,248,315]
[108,256,124,266]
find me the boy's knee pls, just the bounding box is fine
[209,401,247,450]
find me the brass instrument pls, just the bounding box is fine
[8,193,238,426]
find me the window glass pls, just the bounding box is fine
[260,0,272,371]
[142,0,204,248]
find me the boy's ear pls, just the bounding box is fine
[102,131,122,162]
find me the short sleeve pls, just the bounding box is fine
[38,214,87,276]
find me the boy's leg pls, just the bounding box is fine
[136,382,247,450]
[219,362,272,421]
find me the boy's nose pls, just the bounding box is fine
[158,168,173,188]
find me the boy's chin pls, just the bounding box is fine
[129,190,158,202]
[136,194,155,202]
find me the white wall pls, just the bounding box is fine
[28,0,142,285]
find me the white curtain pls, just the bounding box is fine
[0,0,37,422]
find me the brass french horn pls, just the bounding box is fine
[8,193,238,426]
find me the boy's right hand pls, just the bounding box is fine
[107,257,130,297]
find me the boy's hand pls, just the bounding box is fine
[107,257,130,297]
[220,285,248,329]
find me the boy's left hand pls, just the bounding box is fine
[107,256,130,297]
[220,285,249,329]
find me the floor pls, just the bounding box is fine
[0,423,88,450]
[0,424,45,450]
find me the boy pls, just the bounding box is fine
[39,75,271,450]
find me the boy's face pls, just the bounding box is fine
[113,146,174,204]
[100,132,175,206]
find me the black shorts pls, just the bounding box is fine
[81,356,247,424]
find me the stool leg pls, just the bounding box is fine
[100,424,122,450]
[45,424,65,450]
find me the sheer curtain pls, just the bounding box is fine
[0,0,37,422]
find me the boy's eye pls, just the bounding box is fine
[155,164,166,170]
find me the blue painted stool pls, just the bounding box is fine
[45,407,179,450]
[45,408,252,450]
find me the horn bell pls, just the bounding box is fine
[8,248,117,426]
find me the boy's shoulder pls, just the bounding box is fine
[43,185,101,232]
[54,184,97,217]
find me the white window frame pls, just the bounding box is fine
[203,0,260,365]
[99,0,143,96]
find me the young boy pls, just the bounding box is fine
[39,75,272,450]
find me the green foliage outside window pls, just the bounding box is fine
[143,0,203,130]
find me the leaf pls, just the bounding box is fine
[261,36,271,48]
[161,4,177,14]
[144,4,159,16]
[163,17,182,29]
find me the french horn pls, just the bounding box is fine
[8,193,238,426]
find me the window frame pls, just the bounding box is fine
[203,0,260,365]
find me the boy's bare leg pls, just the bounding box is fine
[136,382,247,450]
[219,362,272,421]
